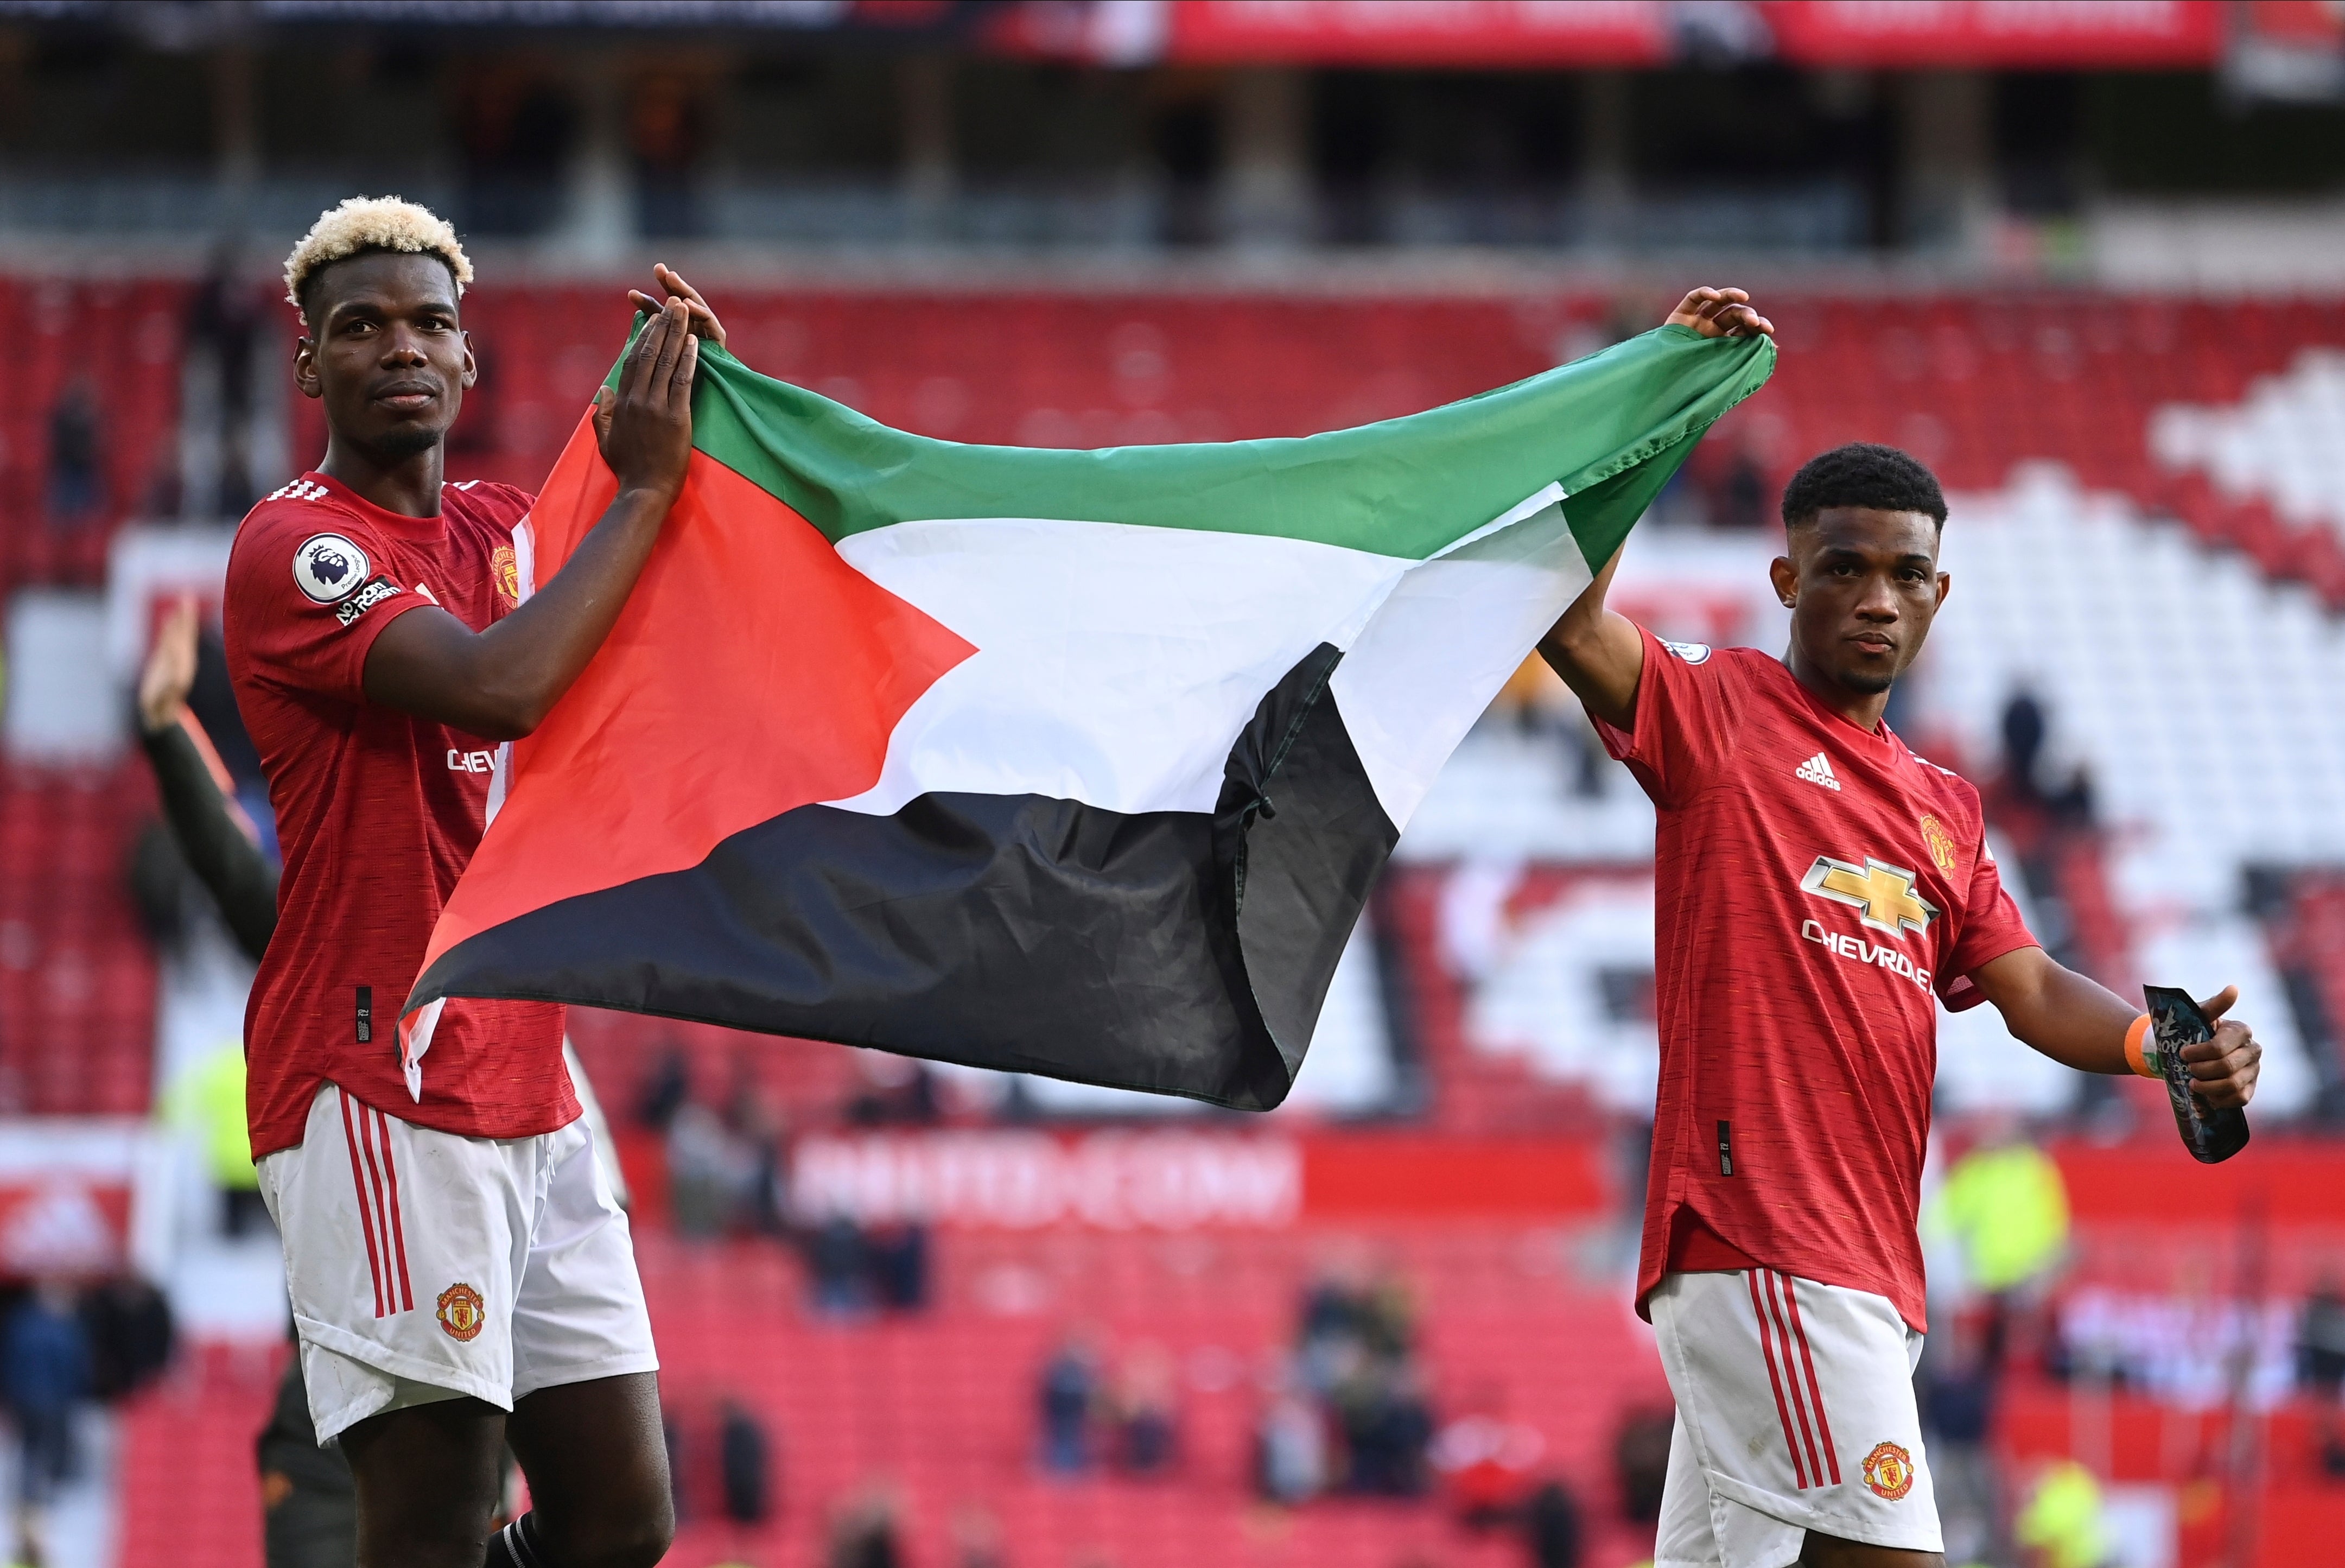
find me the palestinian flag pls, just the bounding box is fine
[403,321,1772,1110]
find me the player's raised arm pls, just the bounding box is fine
[362,297,702,740]
[1966,945,2261,1108]
[1536,287,1775,731]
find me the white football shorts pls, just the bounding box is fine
[1650,1268,1941,1568]
[257,1083,658,1444]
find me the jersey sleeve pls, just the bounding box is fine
[226,505,430,706]
[1938,831,2039,1011]
[1590,626,1751,809]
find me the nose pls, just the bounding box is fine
[378,326,430,366]
[1853,573,1900,620]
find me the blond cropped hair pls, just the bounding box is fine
[283,195,473,320]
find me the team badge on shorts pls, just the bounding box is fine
[436,1283,486,1342]
[1918,814,1959,878]
[1861,1440,1915,1500]
[293,534,371,603]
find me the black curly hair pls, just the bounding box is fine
[1780,443,1947,534]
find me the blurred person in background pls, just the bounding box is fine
[827,1483,906,1568]
[1111,1341,1178,1475]
[2013,1461,2108,1568]
[43,382,103,528]
[1,1281,91,1568]
[2299,1275,2345,1475]
[1255,1375,1327,1504]
[1923,1118,2070,1303]
[1523,1478,1584,1568]
[1038,1334,1101,1476]
[1536,298,2265,1566]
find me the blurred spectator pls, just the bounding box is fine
[2,1280,92,1568]
[866,1222,930,1313]
[162,1045,266,1236]
[1112,1341,1178,1475]
[2299,1278,2345,1474]
[1918,1306,2005,1567]
[666,1101,757,1239]
[807,1215,874,1317]
[848,1053,939,1126]
[726,1062,789,1235]
[1038,1335,1100,1475]
[77,1276,171,1402]
[1521,1478,1582,1568]
[1255,1380,1326,1503]
[635,1047,691,1132]
[1431,1409,1545,1525]
[828,1484,906,1568]
[630,73,707,238]
[1612,1406,1673,1523]
[1708,446,1768,531]
[45,383,103,526]
[455,66,576,236]
[185,258,264,516]
[1337,1362,1434,1496]
[719,1401,772,1525]
[2002,688,2049,802]
[2015,1459,2111,1568]
[1923,1120,2069,1299]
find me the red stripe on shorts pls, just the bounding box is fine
[1763,1270,1828,1489]
[1746,1269,1809,1490]
[1780,1273,1841,1484]
[353,1101,399,1317]
[340,1091,386,1319]
[366,1106,416,1313]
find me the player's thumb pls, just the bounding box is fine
[592,384,615,443]
[2197,983,2240,1022]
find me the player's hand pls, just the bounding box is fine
[594,297,698,509]
[137,593,200,734]
[627,263,726,348]
[2180,985,2259,1109]
[1666,287,1774,340]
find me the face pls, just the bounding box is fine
[1769,506,1949,698]
[293,251,474,460]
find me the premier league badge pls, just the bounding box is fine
[293,534,371,603]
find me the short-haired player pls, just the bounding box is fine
[1536,290,2261,1568]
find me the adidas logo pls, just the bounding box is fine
[1796,752,1841,791]
[266,479,329,504]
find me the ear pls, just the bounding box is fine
[293,334,323,401]
[1768,553,1797,608]
[1934,570,1951,612]
[460,329,479,390]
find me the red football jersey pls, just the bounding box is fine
[225,471,574,1159]
[1598,628,2035,1332]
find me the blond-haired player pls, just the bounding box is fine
[225,196,718,1568]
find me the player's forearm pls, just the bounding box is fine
[1535,542,1641,729]
[363,486,674,740]
[1974,946,2140,1074]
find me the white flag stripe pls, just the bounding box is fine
[824,517,1409,818]
[1331,493,1592,831]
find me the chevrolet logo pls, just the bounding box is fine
[1801,855,1937,939]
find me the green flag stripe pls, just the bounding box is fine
[620,321,1773,564]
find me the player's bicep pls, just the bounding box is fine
[360,604,498,725]
[1536,604,1642,731]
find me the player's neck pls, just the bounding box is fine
[317,435,446,519]
[1783,646,1890,734]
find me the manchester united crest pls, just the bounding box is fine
[1861,1440,1915,1501]
[436,1282,486,1342]
[490,544,520,607]
[1918,814,1959,878]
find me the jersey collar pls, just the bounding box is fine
[305,471,450,544]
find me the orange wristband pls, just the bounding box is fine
[2123,1013,2157,1077]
